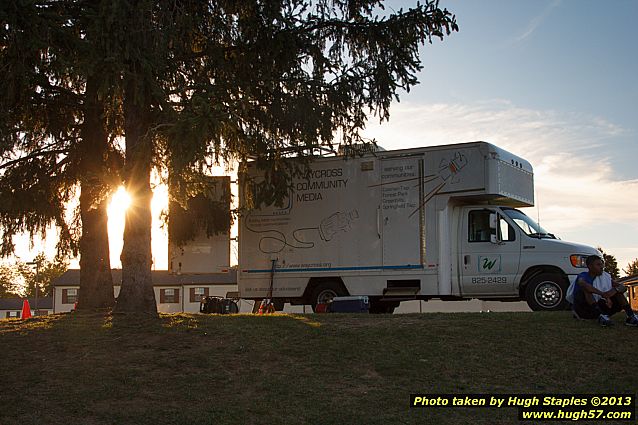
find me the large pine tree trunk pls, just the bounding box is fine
[78,189,114,309]
[114,74,157,315]
[77,75,114,310]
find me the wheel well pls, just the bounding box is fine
[519,266,567,298]
[302,277,349,303]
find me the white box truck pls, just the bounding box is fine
[238,141,599,313]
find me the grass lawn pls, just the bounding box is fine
[0,311,635,424]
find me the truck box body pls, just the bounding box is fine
[238,141,598,311]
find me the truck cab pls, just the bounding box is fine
[456,205,598,310]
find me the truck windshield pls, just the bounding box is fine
[501,208,557,239]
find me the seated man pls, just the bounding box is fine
[572,255,638,327]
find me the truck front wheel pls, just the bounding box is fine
[525,273,568,311]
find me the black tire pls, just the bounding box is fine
[225,300,239,314]
[525,273,568,311]
[369,301,399,314]
[272,298,285,311]
[310,281,347,312]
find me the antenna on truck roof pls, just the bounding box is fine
[536,187,541,226]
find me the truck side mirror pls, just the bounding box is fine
[489,213,498,229]
[489,212,501,244]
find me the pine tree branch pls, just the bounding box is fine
[0,148,70,170]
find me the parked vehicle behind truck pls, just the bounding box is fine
[238,141,599,313]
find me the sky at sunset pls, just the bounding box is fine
[8,0,638,274]
[363,0,638,271]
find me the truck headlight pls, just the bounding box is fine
[570,255,589,268]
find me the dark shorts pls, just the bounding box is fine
[573,290,624,319]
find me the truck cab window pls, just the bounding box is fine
[501,207,556,239]
[468,210,491,242]
[499,217,515,242]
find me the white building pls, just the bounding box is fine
[0,297,53,319]
[53,269,238,314]
[51,269,536,314]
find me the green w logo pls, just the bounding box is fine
[482,258,498,270]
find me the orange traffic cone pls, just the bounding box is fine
[21,299,32,319]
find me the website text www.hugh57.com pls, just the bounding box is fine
[520,408,632,421]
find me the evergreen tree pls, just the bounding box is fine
[21,253,68,298]
[0,254,67,298]
[598,247,620,280]
[0,263,21,298]
[2,0,458,314]
[115,0,458,314]
[0,0,119,309]
[624,259,638,277]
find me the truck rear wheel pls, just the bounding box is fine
[525,273,568,311]
[310,281,347,312]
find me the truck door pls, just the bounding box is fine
[380,156,423,268]
[459,207,520,296]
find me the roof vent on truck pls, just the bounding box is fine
[338,142,386,157]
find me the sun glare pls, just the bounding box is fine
[107,186,131,269]
[104,165,234,270]
[110,186,132,211]
[106,184,171,269]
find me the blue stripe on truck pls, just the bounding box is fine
[245,264,424,273]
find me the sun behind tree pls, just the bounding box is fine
[106,184,170,269]
[109,187,132,212]
[106,187,132,268]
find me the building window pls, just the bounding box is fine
[160,288,180,304]
[6,311,20,318]
[62,288,79,304]
[190,287,209,303]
